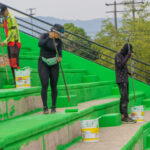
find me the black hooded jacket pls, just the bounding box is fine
[115,43,133,84]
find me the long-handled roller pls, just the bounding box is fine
[0,32,9,81]
[128,39,136,100]
[53,38,70,102]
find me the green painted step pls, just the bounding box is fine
[0,67,89,88]
[2,85,15,89]
[112,86,120,95]
[146,134,150,148]
[99,113,122,127]
[56,95,78,108]
[0,81,114,99]
[0,99,119,149]
[82,75,99,83]
[47,95,78,108]
[143,99,150,108]
[0,81,115,122]
[103,90,145,114]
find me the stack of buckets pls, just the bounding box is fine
[80,118,100,142]
[131,105,144,123]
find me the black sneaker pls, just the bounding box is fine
[51,108,56,114]
[122,117,136,124]
[43,107,49,114]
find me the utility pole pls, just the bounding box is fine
[26,8,36,35]
[114,1,117,30]
[106,0,144,46]
[106,0,144,22]
[132,0,135,21]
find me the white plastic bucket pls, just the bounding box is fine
[80,118,100,142]
[131,105,144,123]
[15,67,31,88]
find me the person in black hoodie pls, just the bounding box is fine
[38,24,64,114]
[115,43,136,123]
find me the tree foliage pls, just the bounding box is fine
[91,0,150,83]
[63,23,98,60]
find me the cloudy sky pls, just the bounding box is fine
[0,0,125,20]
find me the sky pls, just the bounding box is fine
[0,0,125,20]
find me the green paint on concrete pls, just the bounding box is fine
[0,99,120,149]
[0,28,150,150]
[57,136,82,150]
[10,105,15,117]
[121,122,150,150]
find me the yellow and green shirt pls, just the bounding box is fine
[0,12,21,48]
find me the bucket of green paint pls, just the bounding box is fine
[80,118,100,142]
[15,67,31,88]
[131,105,144,123]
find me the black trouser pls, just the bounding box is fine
[38,59,59,109]
[117,82,129,118]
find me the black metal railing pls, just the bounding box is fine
[1,2,150,84]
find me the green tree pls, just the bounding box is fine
[63,23,97,60]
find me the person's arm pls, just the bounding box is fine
[57,39,63,62]
[115,53,131,69]
[3,17,17,45]
[57,39,63,57]
[38,33,49,47]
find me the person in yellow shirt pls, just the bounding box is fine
[0,4,21,84]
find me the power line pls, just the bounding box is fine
[106,0,144,27]
[106,1,144,6]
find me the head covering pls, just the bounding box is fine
[51,24,64,36]
[120,43,133,56]
[0,4,7,16]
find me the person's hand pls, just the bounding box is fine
[49,32,52,38]
[128,52,132,58]
[1,42,5,47]
[57,57,62,62]
[131,72,134,76]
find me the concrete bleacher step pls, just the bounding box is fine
[0,82,143,122]
[0,67,89,88]
[0,81,114,122]
[82,75,99,83]
[67,111,150,150]
[0,99,119,150]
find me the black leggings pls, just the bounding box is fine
[118,82,129,118]
[38,59,59,109]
